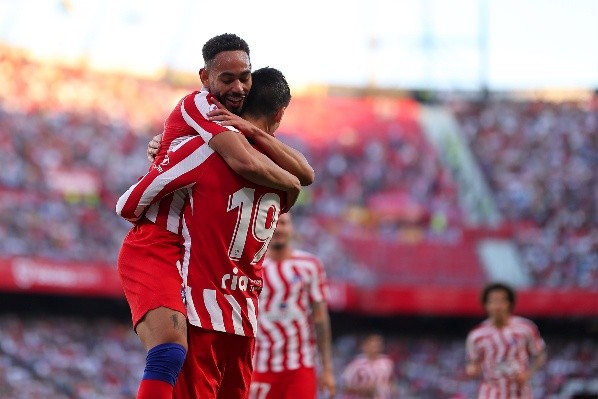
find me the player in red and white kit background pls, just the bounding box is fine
[121,66,313,399]
[250,212,336,399]
[340,333,395,399]
[465,283,547,399]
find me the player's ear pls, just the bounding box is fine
[274,107,286,123]
[199,68,208,85]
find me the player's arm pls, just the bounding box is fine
[311,301,336,397]
[208,104,315,186]
[146,132,301,211]
[116,136,208,222]
[465,333,482,378]
[209,130,301,192]
[515,350,546,386]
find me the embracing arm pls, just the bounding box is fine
[116,136,208,222]
[209,131,301,192]
[238,124,314,186]
[146,132,301,211]
[207,104,314,186]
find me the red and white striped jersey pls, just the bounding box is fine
[118,133,286,337]
[466,316,546,399]
[116,89,237,233]
[253,249,329,373]
[341,355,394,399]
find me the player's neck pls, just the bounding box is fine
[244,116,268,133]
[491,315,510,328]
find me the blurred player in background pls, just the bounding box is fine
[340,333,395,399]
[121,66,313,399]
[465,282,547,399]
[249,212,336,399]
[117,33,311,399]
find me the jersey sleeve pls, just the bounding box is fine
[526,321,546,356]
[465,331,481,363]
[116,136,213,222]
[180,91,239,143]
[309,257,329,304]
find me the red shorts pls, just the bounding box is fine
[117,219,186,328]
[250,367,317,399]
[173,326,255,399]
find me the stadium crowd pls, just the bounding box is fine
[1,46,597,288]
[0,315,595,399]
[454,100,598,288]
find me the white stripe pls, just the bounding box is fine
[180,217,191,285]
[203,289,225,332]
[225,294,245,336]
[144,202,159,223]
[181,217,201,327]
[192,91,240,133]
[246,297,258,336]
[255,323,271,372]
[185,286,202,327]
[166,190,187,233]
[280,261,301,369]
[181,99,212,143]
[117,141,213,220]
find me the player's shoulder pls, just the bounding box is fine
[510,315,540,331]
[377,354,394,366]
[467,319,493,338]
[291,249,324,267]
[181,89,213,112]
[291,248,319,260]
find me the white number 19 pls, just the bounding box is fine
[227,187,281,264]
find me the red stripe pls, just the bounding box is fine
[155,193,174,228]
[292,319,305,368]
[272,322,287,371]
[278,260,292,305]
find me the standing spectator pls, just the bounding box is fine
[466,282,547,399]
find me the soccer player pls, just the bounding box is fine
[465,282,547,399]
[119,66,309,399]
[116,34,312,399]
[249,212,336,399]
[340,333,395,399]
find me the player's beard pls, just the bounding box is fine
[215,93,245,115]
[269,241,286,251]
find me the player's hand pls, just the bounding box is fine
[283,184,301,213]
[515,370,531,386]
[319,369,337,397]
[465,362,482,378]
[207,99,257,138]
[147,133,163,162]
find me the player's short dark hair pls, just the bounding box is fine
[202,33,250,65]
[242,67,291,119]
[481,282,516,310]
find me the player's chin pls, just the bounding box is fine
[225,98,244,114]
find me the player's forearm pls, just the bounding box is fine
[249,127,315,186]
[313,304,334,372]
[239,147,302,192]
[529,351,547,375]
